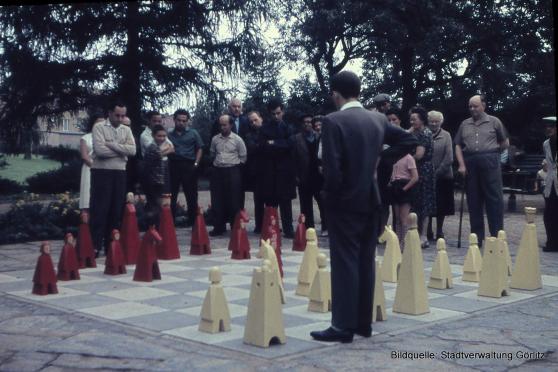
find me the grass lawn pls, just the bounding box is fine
[0,155,60,184]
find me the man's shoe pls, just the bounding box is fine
[421,241,430,249]
[354,326,372,338]
[209,229,225,237]
[310,327,353,343]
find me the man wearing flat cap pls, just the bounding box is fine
[372,93,391,114]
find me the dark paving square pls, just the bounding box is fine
[141,294,203,309]
[429,295,499,313]
[121,311,199,331]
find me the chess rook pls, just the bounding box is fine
[32,242,58,295]
[478,237,510,298]
[308,253,331,313]
[462,233,482,282]
[510,207,542,290]
[199,267,232,333]
[428,238,453,289]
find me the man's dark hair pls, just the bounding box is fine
[385,108,402,119]
[151,124,166,135]
[312,115,324,124]
[146,110,161,120]
[330,71,361,99]
[173,109,190,120]
[301,114,313,122]
[267,98,284,112]
[409,105,428,125]
[107,99,126,113]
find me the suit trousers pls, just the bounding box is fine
[464,152,504,246]
[90,169,127,254]
[544,187,558,251]
[210,166,242,231]
[298,185,327,230]
[253,190,264,231]
[169,159,198,223]
[264,198,294,235]
[327,207,378,331]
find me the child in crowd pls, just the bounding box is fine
[144,125,171,221]
[535,159,548,194]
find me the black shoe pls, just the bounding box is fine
[354,326,372,338]
[310,327,354,343]
[542,246,558,252]
[209,229,225,237]
[421,241,430,249]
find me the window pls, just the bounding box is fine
[62,118,69,132]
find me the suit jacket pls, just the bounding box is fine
[211,114,250,139]
[322,106,417,213]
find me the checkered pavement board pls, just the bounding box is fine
[2,234,558,358]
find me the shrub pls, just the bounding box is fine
[26,161,81,194]
[0,176,24,194]
[41,145,81,165]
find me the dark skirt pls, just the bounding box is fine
[387,179,415,205]
[435,177,455,216]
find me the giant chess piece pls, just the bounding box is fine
[392,213,429,315]
[478,237,510,298]
[158,196,180,260]
[32,242,58,295]
[230,218,251,260]
[372,259,387,322]
[308,253,331,313]
[121,192,141,265]
[462,233,482,282]
[243,260,286,348]
[379,225,402,283]
[57,233,80,281]
[191,206,211,255]
[76,211,96,268]
[497,230,513,276]
[260,239,286,304]
[428,238,453,289]
[104,229,127,275]
[268,217,283,277]
[134,225,162,282]
[293,214,307,252]
[511,207,542,290]
[199,267,232,333]
[260,207,281,248]
[229,209,249,251]
[296,228,319,297]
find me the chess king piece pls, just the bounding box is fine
[379,225,402,283]
[392,213,430,315]
[229,209,249,251]
[293,214,307,251]
[32,242,58,295]
[260,239,286,304]
[462,233,483,282]
[243,260,286,348]
[296,228,319,296]
[199,267,232,333]
[133,225,162,282]
[428,238,453,289]
[372,259,387,322]
[511,207,542,290]
[260,207,281,248]
[76,211,96,268]
[478,237,510,298]
[230,219,251,260]
[57,233,80,281]
[158,195,180,260]
[191,206,211,255]
[308,253,331,313]
[497,230,513,276]
[121,192,141,264]
[104,230,127,275]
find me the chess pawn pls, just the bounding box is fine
[428,239,453,289]
[511,207,542,290]
[191,206,211,255]
[392,213,429,315]
[243,260,286,348]
[308,253,331,313]
[478,237,510,298]
[379,225,402,283]
[57,233,80,281]
[32,242,58,295]
[229,209,249,251]
[497,230,513,276]
[158,197,180,260]
[77,211,96,268]
[296,228,319,297]
[121,192,141,265]
[293,214,307,252]
[104,230,127,275]
[462,233,483,282]
[133,225,162,282]
[372,259,387,322]
[260,239,286,304]
[199,267,232,333]
[230,220,251,260]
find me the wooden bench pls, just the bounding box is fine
[502,154,545,211]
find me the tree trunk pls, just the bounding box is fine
[400,46,418,117]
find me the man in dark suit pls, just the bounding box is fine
[310,71,417,343]
[210,98,250,139]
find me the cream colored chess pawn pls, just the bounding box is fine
[462,233,482,282]
[296,228,319,296]
[199,267,231,333]
[392,213,430,315]
[379,225,402,283]
[428,239,453,289]
[497,230,513,276]
[308,253,331,313]
[478,237,510,298]
[243,260,286,348]
[260,239,286,304]
[372,259,387,322]
[511,207,542,290]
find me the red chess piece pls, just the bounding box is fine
[157,201,180,260]
[269,222,284,277]
[32,242,58,295]
[57,233,80,281]
[230,219,251,260]
[293,214,307,252]
[229,209,250,250]
[261,207,281,248]
[104,230,127,275]
[121,192,140,265]
[77,211,97,268]
[191,206,211,255]
[133,226,162,282]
